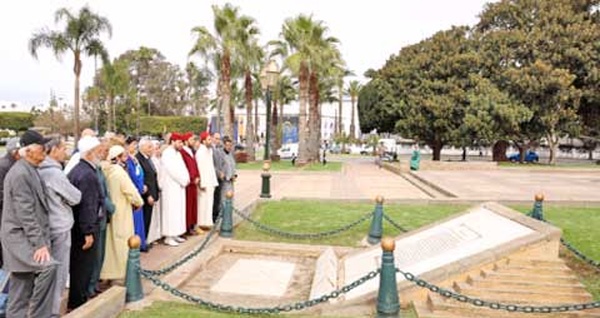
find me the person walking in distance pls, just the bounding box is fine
[38,137,82,317]
[1,130,56,317]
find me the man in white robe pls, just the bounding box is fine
[196,132,219,230]
[160,133,190,246]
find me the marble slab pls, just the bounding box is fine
[211,259,296,297]
[343,206,535,300]
[309,247,338,301]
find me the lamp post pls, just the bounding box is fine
[259,60,280,198]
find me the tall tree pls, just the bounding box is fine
[29,5,112,140]
[190,3,258,139]
[273,74,296,150]
[476,0,600,164]
[236,35,262,161]
[345,80,362,140]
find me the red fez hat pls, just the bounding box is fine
[171,132,182,141]
[200,131,210,142]
[183,132,193,140]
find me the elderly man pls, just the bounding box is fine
[196,132,218,230]
[211,132,225,222]
[64,128,97,175]
[1,130,56,317]
[67,136,103,310]
[38,137,82,317]
[135,138,159,244]
[0,137,21,267]
[220,136,238,205]
[160,133,189,246]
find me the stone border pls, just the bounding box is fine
[64,286,126,318]
[407,171,458,198]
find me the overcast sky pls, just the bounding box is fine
[0,0,493,107]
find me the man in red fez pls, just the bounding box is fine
[179,132,199,234]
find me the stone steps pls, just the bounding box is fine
[413,257,600,318]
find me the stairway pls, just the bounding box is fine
[414,257,600,317]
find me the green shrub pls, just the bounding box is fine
[0,112,33,131]
[139,116,208,137]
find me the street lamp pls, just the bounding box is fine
[259,60,280,198]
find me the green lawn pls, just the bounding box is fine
[237,160,342,172]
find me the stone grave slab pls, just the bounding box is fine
[343,206,535,300]
[309,247,338,300]
[211,258,296,297]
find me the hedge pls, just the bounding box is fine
[139,116,208,137]
[0,112,34,131]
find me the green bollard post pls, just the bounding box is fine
[377,237,400,317]
[531,193,544,221]
[260,161,272,198]
[125,235,144,303]
[220,190,234,238]
[368,196,384,245]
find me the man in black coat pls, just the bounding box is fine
[136,138,159,247]
[66,136,103,310]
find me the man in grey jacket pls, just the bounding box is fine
[1,129,56,317]
[38,137,82,318]
[220,136,237,204]
[0,137,20,267]
[211,133,225,222]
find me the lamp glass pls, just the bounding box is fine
[259,67,268,90]
[266,60,280,88]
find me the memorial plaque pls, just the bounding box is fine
[211,259,296,297]
[343,207,534,300]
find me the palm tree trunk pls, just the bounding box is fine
[244,70,255,161]
[221,51,233,138]
[74,52,82,142]
[338,85,343,135]
[297,61,310,165]
[349,95,356,140]
[308,71,320,162]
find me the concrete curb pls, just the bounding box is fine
[64,286,126,318]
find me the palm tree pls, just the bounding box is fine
[272,14,340,164]
[190,3,258,139]
[99,59,130,132]
[29,6,112,140]
[345,80,362,140]
[273,74,296,149]
[332,68,354,135]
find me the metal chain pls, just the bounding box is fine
[397,269,600,313]
[139,265,379,314]
[233,208,374,239]
[382,213,409,232]
[560,238,600,271]
[527,213,600,271]
[140,211,223,276]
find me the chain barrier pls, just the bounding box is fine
[382,213,409,233]
[528,213,600,271]
[140,211,223,277]
[233,208,374,239]
[397,268,600,313]
[139,265,379,314]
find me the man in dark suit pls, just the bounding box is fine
[136,138,159,247]
[1,130,56,317]
[0,137,21,267]
[67,136,103,310]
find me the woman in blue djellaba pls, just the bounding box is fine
[125,136,148,251]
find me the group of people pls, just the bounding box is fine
[0,128,236,317]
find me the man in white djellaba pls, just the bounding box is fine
[159,133,190,246]
[196,131,219,231]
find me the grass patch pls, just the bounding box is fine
[509,204,600,300]
[235,200,468,247]
[237,161,342,172]
[119,301,418,318]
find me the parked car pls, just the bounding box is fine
[507,150,539,163]
[359,144,372,155]
[277,143,298,159]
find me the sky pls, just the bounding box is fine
[0,0,494,108]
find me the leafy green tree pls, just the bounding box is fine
[0,112,34,131]
[476,0,600,164]
[29,6,112,140]
[190,3,258,139]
